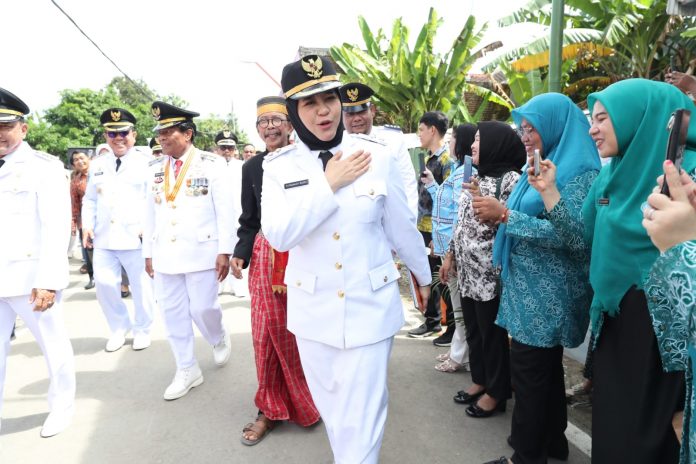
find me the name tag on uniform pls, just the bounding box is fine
[154,171,164,184]
[284,179,309,189]
[94,171,104,176]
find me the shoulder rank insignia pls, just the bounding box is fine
[149,157,165,167]
[200,151,218,162]
[33,150,59,162]
[264,144,297,163]
[383,124,403,132]
[350,132,386,146]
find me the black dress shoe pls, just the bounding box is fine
[483,457,509,464]
[465,400,507,418]
[121,290,130,298]
[84,279,95,290]
[453,389,485,405]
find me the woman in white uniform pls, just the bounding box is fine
[260,55,431,463]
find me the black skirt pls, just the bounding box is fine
[592,288,685,464]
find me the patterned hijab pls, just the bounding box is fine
[493,93,601,278]
[584,79,696,328]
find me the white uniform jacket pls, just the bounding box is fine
[0,142,70,297]
[261,134,431,349]
[82,148,151,250]
[223,157,244,249]
[371,126,419,219]
[142,148,237,274]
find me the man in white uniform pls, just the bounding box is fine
[339,82,419,217]
[144,101,236,400]
[0,87,75,438]
[82,108,155,352]
[215,130,247,298]
[261,56,431,464]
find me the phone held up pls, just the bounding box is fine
[661,108,690,197]
[533,149,541,177]
[462,155,473,185]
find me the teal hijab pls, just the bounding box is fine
[584,79,696,329]
[493,93,601,278]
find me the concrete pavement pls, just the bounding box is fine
[0,260,591,463]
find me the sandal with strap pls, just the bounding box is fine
[434,358,462,373]
[241,414,276,446]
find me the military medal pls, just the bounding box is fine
[193,178,201,196]
[201,177,209,195]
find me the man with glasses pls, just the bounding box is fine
[215,130,239,161]
[82,108,155,353]
[231,96,319,446]
[0,87,75,437]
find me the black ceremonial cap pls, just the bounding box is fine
[149,136,162,151]
[0,87,30,123]
[339,82,374,113]
[151,101,200,131]
[215,130,238,147]
[100,107,136,130]
[281,55,341,100]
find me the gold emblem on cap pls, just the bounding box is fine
[301,57,323,79]
[152,106,161,120]
[155,137,160,144]
[110,110,121,122]
[223,130,231,138]
[347,88,359,102]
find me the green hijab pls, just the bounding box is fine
[584,79,696,330]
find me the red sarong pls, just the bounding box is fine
[249,232,319,426]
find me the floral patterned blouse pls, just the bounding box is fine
[646,240,696,464]
[451,171,520,301]
[70,171,88,232]
[495,170,597,348]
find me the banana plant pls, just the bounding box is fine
[330,8,511,132]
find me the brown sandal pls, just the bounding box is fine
[240,414,275,446]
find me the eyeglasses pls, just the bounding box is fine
[256,117,288,128]
[107,130,131,139]
[515,125,536,138]
[219,145,236,151]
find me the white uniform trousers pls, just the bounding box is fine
[154,269,225,369]
[296,336,393,464]
[93,248,154,335]
[0,293,75,419]
[447,276,469,365]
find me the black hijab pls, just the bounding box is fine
[286,90,344,151]
[477,121,526,177]
[452,123,477,162]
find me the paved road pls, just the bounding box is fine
[1,261,591,463]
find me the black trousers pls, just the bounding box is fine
[461,295,511,401]
[78,229,94,279]
[592,288,683,464]
[420,231,453,328]
[509,340,568,464]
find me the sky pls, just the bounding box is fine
[5,0,534,147]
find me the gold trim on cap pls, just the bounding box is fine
[284,75,339,99]
[103,122,134,129]
[257,103,288,116]
[157,117,187,125]
[342,98,371,107]
[0,109,25,117]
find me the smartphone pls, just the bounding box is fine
[462,155,473,185]
[533,149,541,176]
[661,108,690,197]
[418,152,426,176]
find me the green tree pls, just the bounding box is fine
[330,8,510,132]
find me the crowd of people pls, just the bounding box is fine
[0,54,695,464]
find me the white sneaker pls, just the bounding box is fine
[213,330,231,366]
[105,330,129,352]
[132,332,151,351]
[163,364,203,401]
[40,407,74,438]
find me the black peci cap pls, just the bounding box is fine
[281,55,341,100]
[257,96,288,116]
[339,82,374,113]
[100,107,136,130]
[149,136,162,152]
[0,87,30,123]
[215,130,238,147]
[151,101,200,131]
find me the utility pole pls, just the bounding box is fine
[549,0,565,93]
